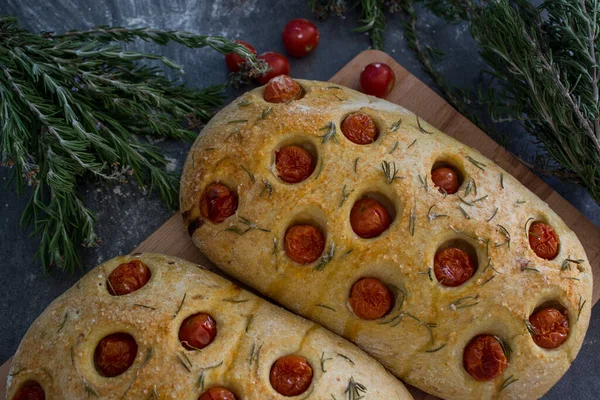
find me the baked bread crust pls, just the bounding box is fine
[180,79,593,399]
[6,253,411,399]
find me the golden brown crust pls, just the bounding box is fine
[180,79,593,400]
[7,253,411,400]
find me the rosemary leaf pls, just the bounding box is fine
[313,242,335,271]
[382,160,401,184]
[318,121,337,144]
[173,293,186,318]
[389,140,400,154]
[459,206,470,219]
[320,352,333,373]
[416,115,433,134]
[240,164,255,183]
[353,157,359,173]
[487,207,498,222]
[466,156,487,171]
[339,184,354,208]
[407,138,417,148]
[390,119,403,131]
[260,179,273,197]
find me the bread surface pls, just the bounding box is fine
[180,79,593,399]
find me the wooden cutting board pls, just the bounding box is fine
[1,49,598,399]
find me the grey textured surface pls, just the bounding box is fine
[1,0,599,398]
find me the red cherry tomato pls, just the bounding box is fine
[94,333,138,377]
[360,62,396,98]
[463,335,508,381]
[284,225,325,264]
[282,18,320,57]
[276,145,315,183]
[349,278,392,320]
[12,381,45,400]
[528,222,560,260]
[434,247,476,287]
[200,183,238,224]
[107,260,151,296]
[431,166,460,194]
[341,112,378,145]
[350,198,391,238]
[529,307,570,349]
[225,40,257,73]
[198,387,237,400]
[257,52,290,85]
[270,355,313,397]
[179,313,217,351]
[263,75,302,103]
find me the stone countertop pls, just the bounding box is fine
[1,0,599,398]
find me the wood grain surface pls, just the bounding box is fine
[2,49,598,400]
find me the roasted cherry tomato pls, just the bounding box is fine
[200,183,238,224]
[360,62,396,98]
[179,313,217,351]
[276,145,315,183]
[434,247,475,287]
[257,52,291,85]
[94,333,138,377]
[225,40,257,73]
[270,355,313,397]
[263,75,302,103]
[198,387,237,400]
[528,222,560,260]
[349,278,392,320]
[529,307,569,349]
[463,335,508,381]
[12,381,45,400]
[107,260,151,296]
[350,198,391,238]
[284,225,325,264]
[431,166,460,194]
[282,18,320,57]
[341,112,378,145]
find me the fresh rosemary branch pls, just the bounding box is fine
[0,17,263,272]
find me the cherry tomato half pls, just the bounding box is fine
[434,247,476,287]
[349,278,392,320]
[200,183,238,224]
[350,198,391,238]
[257,52,291,85]
[179,313,217,351]
[276,145,315,183]
[107,260,151,296]
[12,381,45,400]
[528,222,560,260]
[270,355,313,397]
[360,62,395,98]
[225,40,257,73]
[529,307,569,349]
[263,75,302,103]
[463,335,508,381]
[198,387,237,400]
[431,166,460,194]
[282,18,320,57]
[94,333,138,377]
[284,225,325,264]
[341,112,378,145]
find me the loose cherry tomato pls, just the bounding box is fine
[350,198,391,238]
[349,278,392,319]
[225,40,257,73]
[431,166,460,194]
[282,19,320,57]
[341,112,378,145]
[263,75,302,103]
[434,247,475,287]
[360,62,395,98]
[94,333,138,377]
[276,145,315,183]
[529,307,569,349]
[200,183,238,224]
[528,222,560,260]
[257,52,290,85]
[463,335,508,381]
[284,225,325,264]
[107,260,151,296]
[198,387,237,400]
[12,381,45,400]
[179,313,217,351]
[270,355,313,397]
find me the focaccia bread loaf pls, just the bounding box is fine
[6,253,412,400]
[180,77,593,399]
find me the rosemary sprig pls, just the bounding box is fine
[196,361,224,391]
[428,204,448,220]
[450,295,479,310]
[494,336,513,360]
[224,216,270,236]
[318,121,338,144]
[497,225,511,249]
[345,376,367,400]
[314,241,335,271]
[381,160,401,184]
[501,375,519,391]
[562,257,585,271]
